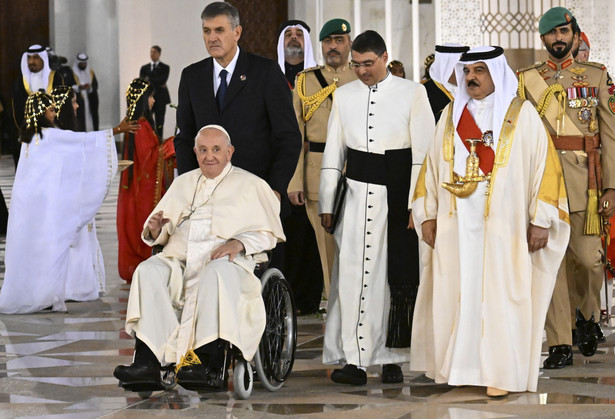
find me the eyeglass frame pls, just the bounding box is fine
[349,52,385,70]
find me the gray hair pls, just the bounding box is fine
[201,2,240,29]
[194,124,232,147]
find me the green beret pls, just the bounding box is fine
[319,18,351,41]
[539,7,575,35]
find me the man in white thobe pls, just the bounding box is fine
[72,52,99,131]
[411,46,570,396]
[276,19,317,88]
[422,43,469,122]
[114,125,285,391]
[319,30,435,385]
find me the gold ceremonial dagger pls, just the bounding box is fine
[442,138,491,198]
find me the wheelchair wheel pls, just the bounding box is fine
[254,268,296,392]
[233,358,253,400]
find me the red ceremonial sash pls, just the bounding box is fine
[456,105,495,175]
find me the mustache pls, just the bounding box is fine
[553,42,566,48]
[467,80,479,87]
[327,50,340,56]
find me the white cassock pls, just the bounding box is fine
[319,73,435,367]
[0,128,117,313]
[411,98,570,392]
[124,164,285,365]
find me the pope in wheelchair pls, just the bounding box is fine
[114,124,285,392]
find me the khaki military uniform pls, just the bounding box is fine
[288,64,356,297]
[518,57,615,346]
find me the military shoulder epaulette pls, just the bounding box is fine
[299,65,324,75]
[516,62,544,74]
[578,60,606,71]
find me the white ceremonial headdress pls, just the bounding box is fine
[453,46,518,143]
[430,43,470,92]
[20,44,51,92]
[277,24,317,73]
[72,52,92,86]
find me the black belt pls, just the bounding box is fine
[308,141,326,153]
[346,148,387,185]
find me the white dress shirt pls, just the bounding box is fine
[213,47,240,92]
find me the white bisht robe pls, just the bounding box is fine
[0,128,117,314]
[72,64,94,131]
[411,99,570,392]
[124,165,285,365]
[319,74,435,367]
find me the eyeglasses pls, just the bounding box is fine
[349,53,384,69]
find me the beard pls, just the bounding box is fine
[284,45,303,60]
[546,40,574,60]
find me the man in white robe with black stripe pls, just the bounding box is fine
[319,30,435,385]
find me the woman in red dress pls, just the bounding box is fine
[117,79,171,282]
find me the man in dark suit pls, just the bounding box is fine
[140,45,171,137]
[174,2,301,200]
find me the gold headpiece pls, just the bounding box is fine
[126,78,151,120]
[24,92,55,143]
[424,53,435,69]
[51,85,73,119]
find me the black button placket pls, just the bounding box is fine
[356,85,378,361]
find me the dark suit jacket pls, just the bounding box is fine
[140,61,171,105]
[174,50,301,195]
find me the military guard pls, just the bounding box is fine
[287,18,357,299]
[518,7,615,369]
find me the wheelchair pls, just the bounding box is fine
[119,251,297,400]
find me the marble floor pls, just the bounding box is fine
[1,155,615,418]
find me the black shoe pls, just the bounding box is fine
[382,364,403,383]
[114,363,163,391]
[331,364,367,385]
[543,345,573,369]
[575,308,599,357]
[176,363,227,391]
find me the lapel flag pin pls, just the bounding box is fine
[240,75,247,81]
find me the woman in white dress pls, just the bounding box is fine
[0,92,138,314]
[52,86,106,302]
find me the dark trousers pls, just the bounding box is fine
[279,203,323,314]
[152,101,166,137]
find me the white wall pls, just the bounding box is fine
[50,0,615,134]
[289,0,435,82]
[51,0,214,139]
[50,0,119,131]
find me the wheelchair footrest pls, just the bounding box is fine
[177,378,227,392]
[118,380,165,392]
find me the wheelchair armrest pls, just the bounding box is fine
[253,250,272,278]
